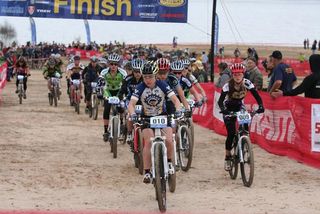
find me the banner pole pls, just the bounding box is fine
[210,0,218,83]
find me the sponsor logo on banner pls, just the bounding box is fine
[28,5,35,15]
[311,104,320,152]
[250,109,298,144]
[159,0,186,7]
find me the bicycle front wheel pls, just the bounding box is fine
[229,139,239,180]
[240,136,254,187]
[177,126,193,171]
[154,143,166,212]
[112,117,119,159]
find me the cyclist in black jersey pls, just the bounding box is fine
[217,63,265,171]
[156,58,190,114]
[118,58,144,143]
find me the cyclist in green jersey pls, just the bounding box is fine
[99,53,127,141]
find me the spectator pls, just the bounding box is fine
[218,46,224,58]
[247,48,259,64]
[303,39,307,49]
[307,38,310,49]
[244,57,263,90]
[201,51,209,71]
[215,62,231,88]
[298,52,306,63]
[261,55,274,91]
[234,48,241,58]
[311,40,317,54]
[271,54,320,99]
[318,40,320,51]
[268,50,297,94]
[192,60,208,83]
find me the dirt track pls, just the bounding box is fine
[0,70,319,214]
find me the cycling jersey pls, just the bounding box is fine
[166,73,180,96]
[119,74,143,101]
[68,63,84,80]
[43,65,62,78]
[132,80,175,116]
[188,73,198,85]
[100,67,126,97]
[180,76,192,98]
[218,78,262,112]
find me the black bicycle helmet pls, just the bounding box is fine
[141,61,159,75]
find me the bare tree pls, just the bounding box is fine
[0,22,17,47]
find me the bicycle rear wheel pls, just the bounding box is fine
[137,129,144,175]
[112,117,119,159]
[240,136,254,187]
[154,143,166,213]
[229,139,239,180]
[48,92,53,106]
[177,126,193,171]
[53,87,58,107]
[92,94,98,120]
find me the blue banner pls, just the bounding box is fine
[83,19,91,45]
[0,0,188,23]
[214,13,219,55]
[29,17,37,45]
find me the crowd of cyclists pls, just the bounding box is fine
[1,41,271,211]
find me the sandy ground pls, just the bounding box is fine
[0,70,320,214]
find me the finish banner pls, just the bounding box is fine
[192,83,320,168]
[0,0,188,23]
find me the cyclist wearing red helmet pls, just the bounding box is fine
[217,63,264,171]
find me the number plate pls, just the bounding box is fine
[108,96,120,104]
[51,77,59,84]
[135,105,142,114]
[55,72,61,78]
[237,111,251,125]
[150,116,167,129]
[72,79,81,86]
[17,75,24,80]
[91,82,97,88]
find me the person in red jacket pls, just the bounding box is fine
[14,57,30,98]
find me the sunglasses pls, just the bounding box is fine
[133,70,141,73]
[174,72,182,75]
[110,63,118,66]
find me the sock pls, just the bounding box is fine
[104,125,108,133]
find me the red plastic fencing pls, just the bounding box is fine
[193,83,320,168]
[66,48,102,59]
[0,63,8,99]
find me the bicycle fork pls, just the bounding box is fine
[237,135,247,163]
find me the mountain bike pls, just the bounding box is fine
[48,73,61,107]
[106,96,121,159]
[226,110,257,187]
[88,81,99,120]
[131,105,144,175]
[70,79,81,114]
[175,112,193,172]
[17,75,26,104]
[139,115,177,212]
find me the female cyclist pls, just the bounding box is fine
[217,63,264,171]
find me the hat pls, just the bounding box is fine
[90,56,98,62]
[271,50,282,60]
